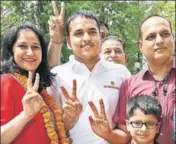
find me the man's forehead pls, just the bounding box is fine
[103,39,122,45]
[102,40,123,50]
[69,16,98,27]
[141,16,170,32]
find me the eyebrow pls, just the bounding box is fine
[105,47,123,50]
[33,42,41,46]
[75,27,97,31]
[89,28,98,31]
[146,28,170,35]
[160,29,170,33]
[17,42,41,46]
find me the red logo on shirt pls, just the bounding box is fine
[104,81,119,90]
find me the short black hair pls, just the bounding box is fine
[126,95,162,122]
[101,36,126,52]
[100,20,109,30]
[1,21,54,90]
[66,10,100,36]
[138,14,173,42]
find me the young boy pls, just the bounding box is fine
[126,95,162,144]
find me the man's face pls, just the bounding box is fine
[126,108,160,144]
[67,17,101,63]
[100,24,109,39]
[139,16,174,63]
[101,39,127,65]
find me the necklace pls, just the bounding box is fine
[12,72,69,144]
[152,71,170,97]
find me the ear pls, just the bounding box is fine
[66,36,72,49]
[126,120,130,132]
[156,122,161,133]
[125,54,128,62]
[138,40,143,53]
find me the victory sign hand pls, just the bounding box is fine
[89,99,111,138]
[61,80,83,122]
[22,71,42,119]
[49,1,65,44]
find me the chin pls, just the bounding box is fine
[154,54,170,60]
[23,67,37,72]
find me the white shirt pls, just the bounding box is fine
[48,59,131,144]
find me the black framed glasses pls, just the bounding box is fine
[128,121,159,129]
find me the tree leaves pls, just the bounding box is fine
[1,1,175,73]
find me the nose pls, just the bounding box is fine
[26,47,34,56]
[83,32,91,42]
[140,123,148,131]
[110,50,116,57]
[156,34,164,46]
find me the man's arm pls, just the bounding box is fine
[48,1,65,68]
[48,41,62,68]
[88,99,131,144]
[60,80,83,131]
[103,124,131,144]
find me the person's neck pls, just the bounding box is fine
[75,56,100,71]
[148,58,172,81]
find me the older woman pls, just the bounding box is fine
[1,21,68,144]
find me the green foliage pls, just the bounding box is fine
[1,1,175,73]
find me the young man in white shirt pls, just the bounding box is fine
[48,10,131,144]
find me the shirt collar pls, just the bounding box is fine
[141,57,175,78]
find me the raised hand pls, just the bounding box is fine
[49,1,65,44]
[22,71,42,119]
[61,80,82,124]
[88,99,111,138]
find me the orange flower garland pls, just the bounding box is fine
[12,73,69,144]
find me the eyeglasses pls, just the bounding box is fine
[128,121,159,129]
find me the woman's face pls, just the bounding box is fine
[13,29,42,74]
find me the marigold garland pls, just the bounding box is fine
[12,73,69,144]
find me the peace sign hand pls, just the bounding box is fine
[88,99,111,138]
[22,72,42,120]
[61,80,83,126]
[49,1,65,44]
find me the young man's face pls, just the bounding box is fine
[101,39,127,65]
[126,108,160,144]
[139,16,174,63]
[67,16,101,63]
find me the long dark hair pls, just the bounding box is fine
[1,21,55,90]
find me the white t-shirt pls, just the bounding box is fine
[48,59,131,144]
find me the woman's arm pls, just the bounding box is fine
[1,73,42,144]
[1,111,31,144]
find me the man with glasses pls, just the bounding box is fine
[126,95,162,144]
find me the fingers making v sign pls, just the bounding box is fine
[49,1,65,44]
[61,80,83,123]
[22,71,42,119]
[88,99,111,138]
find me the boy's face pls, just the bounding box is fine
[126,108,160,144]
